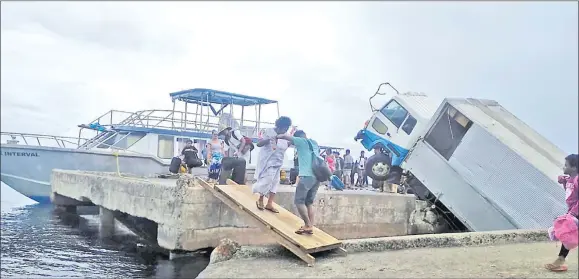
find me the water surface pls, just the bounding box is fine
[1,182,209,278]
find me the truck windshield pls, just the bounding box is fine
[380,100,408,128]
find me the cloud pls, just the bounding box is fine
[1,1,577,154]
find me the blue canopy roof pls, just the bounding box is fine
[170,88,278,106]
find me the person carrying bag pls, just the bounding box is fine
[275,130,327,235]
[306,140,331,183]
[217,127,251,185]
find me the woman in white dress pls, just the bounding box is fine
[253,116,292,213]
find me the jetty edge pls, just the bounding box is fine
[199,230,575,279]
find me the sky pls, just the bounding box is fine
[1,1,577,154]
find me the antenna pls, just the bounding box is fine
[369,82,400,112]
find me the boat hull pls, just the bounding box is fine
[0,144,170,204]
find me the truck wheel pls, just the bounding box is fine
[366,153,391,181]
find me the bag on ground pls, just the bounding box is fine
[169,157,182,174]
[186,158,203,168]
[330,175,345,190]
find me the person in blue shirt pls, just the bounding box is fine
[276,130,320,235]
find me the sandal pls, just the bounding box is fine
[545,263,568,272]
[264,206,279,213]
[256,201,264,210]
[295,227,313,235]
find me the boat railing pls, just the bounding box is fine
[1,131,162,158]
[82,109,275,137]
[82,133,161,157]
[87,110,136,128]
[1,132,90,149]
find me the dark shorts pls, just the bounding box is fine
[218,157,246,185]
[294,176,320,206]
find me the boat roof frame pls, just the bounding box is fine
[170,88,278,107]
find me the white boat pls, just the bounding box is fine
[1,88,341,204]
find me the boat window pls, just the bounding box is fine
[117,133,145,149]
[380,100,408,128]
[98,132,144,149]
[401,115,417,135]
[158,135,175,159]
[425,105,473,160]
[371,117,388,135]
[125,134,145,148]
[97,133,118,149]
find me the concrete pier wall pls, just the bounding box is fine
[99,207,115,238]
[51,170,417,252]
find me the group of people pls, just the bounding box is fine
[204,128,252,185]
[177,127,253,185]
[322,149,369,188]
[183,116,321,235]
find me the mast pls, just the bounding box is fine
[171,100,176,129]
[257,104,262,134]
[184,103,188,129]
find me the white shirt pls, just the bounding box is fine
[344,154,354,169]
[227,129,250,160]
[358,157,367,169]
[228,130,243,150]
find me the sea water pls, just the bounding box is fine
[1,182,209,278]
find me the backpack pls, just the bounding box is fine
[306,139,331,182]
[229,130,255,152]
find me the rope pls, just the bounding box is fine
[112,151,154,182]
[113,151,123,177]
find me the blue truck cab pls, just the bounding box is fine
[354,83,438,182]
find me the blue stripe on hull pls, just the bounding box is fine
[29,196,52,204]
[1,173,50,203]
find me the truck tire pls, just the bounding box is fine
[366,153,391,182]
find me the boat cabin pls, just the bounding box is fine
[2,88,344,171]
[76,89,282,167]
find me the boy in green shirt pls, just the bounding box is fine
[276,130,320,235]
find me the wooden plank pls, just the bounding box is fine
[220,179,342,253]
[217,184,339,251]
[223,179,342,251]
[195,178,316,266]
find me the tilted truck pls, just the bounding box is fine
[354,83,568,232]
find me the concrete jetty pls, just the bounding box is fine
[199,230,574,279]
[50,170,437,257]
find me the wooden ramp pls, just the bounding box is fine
[194,178,345,266]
